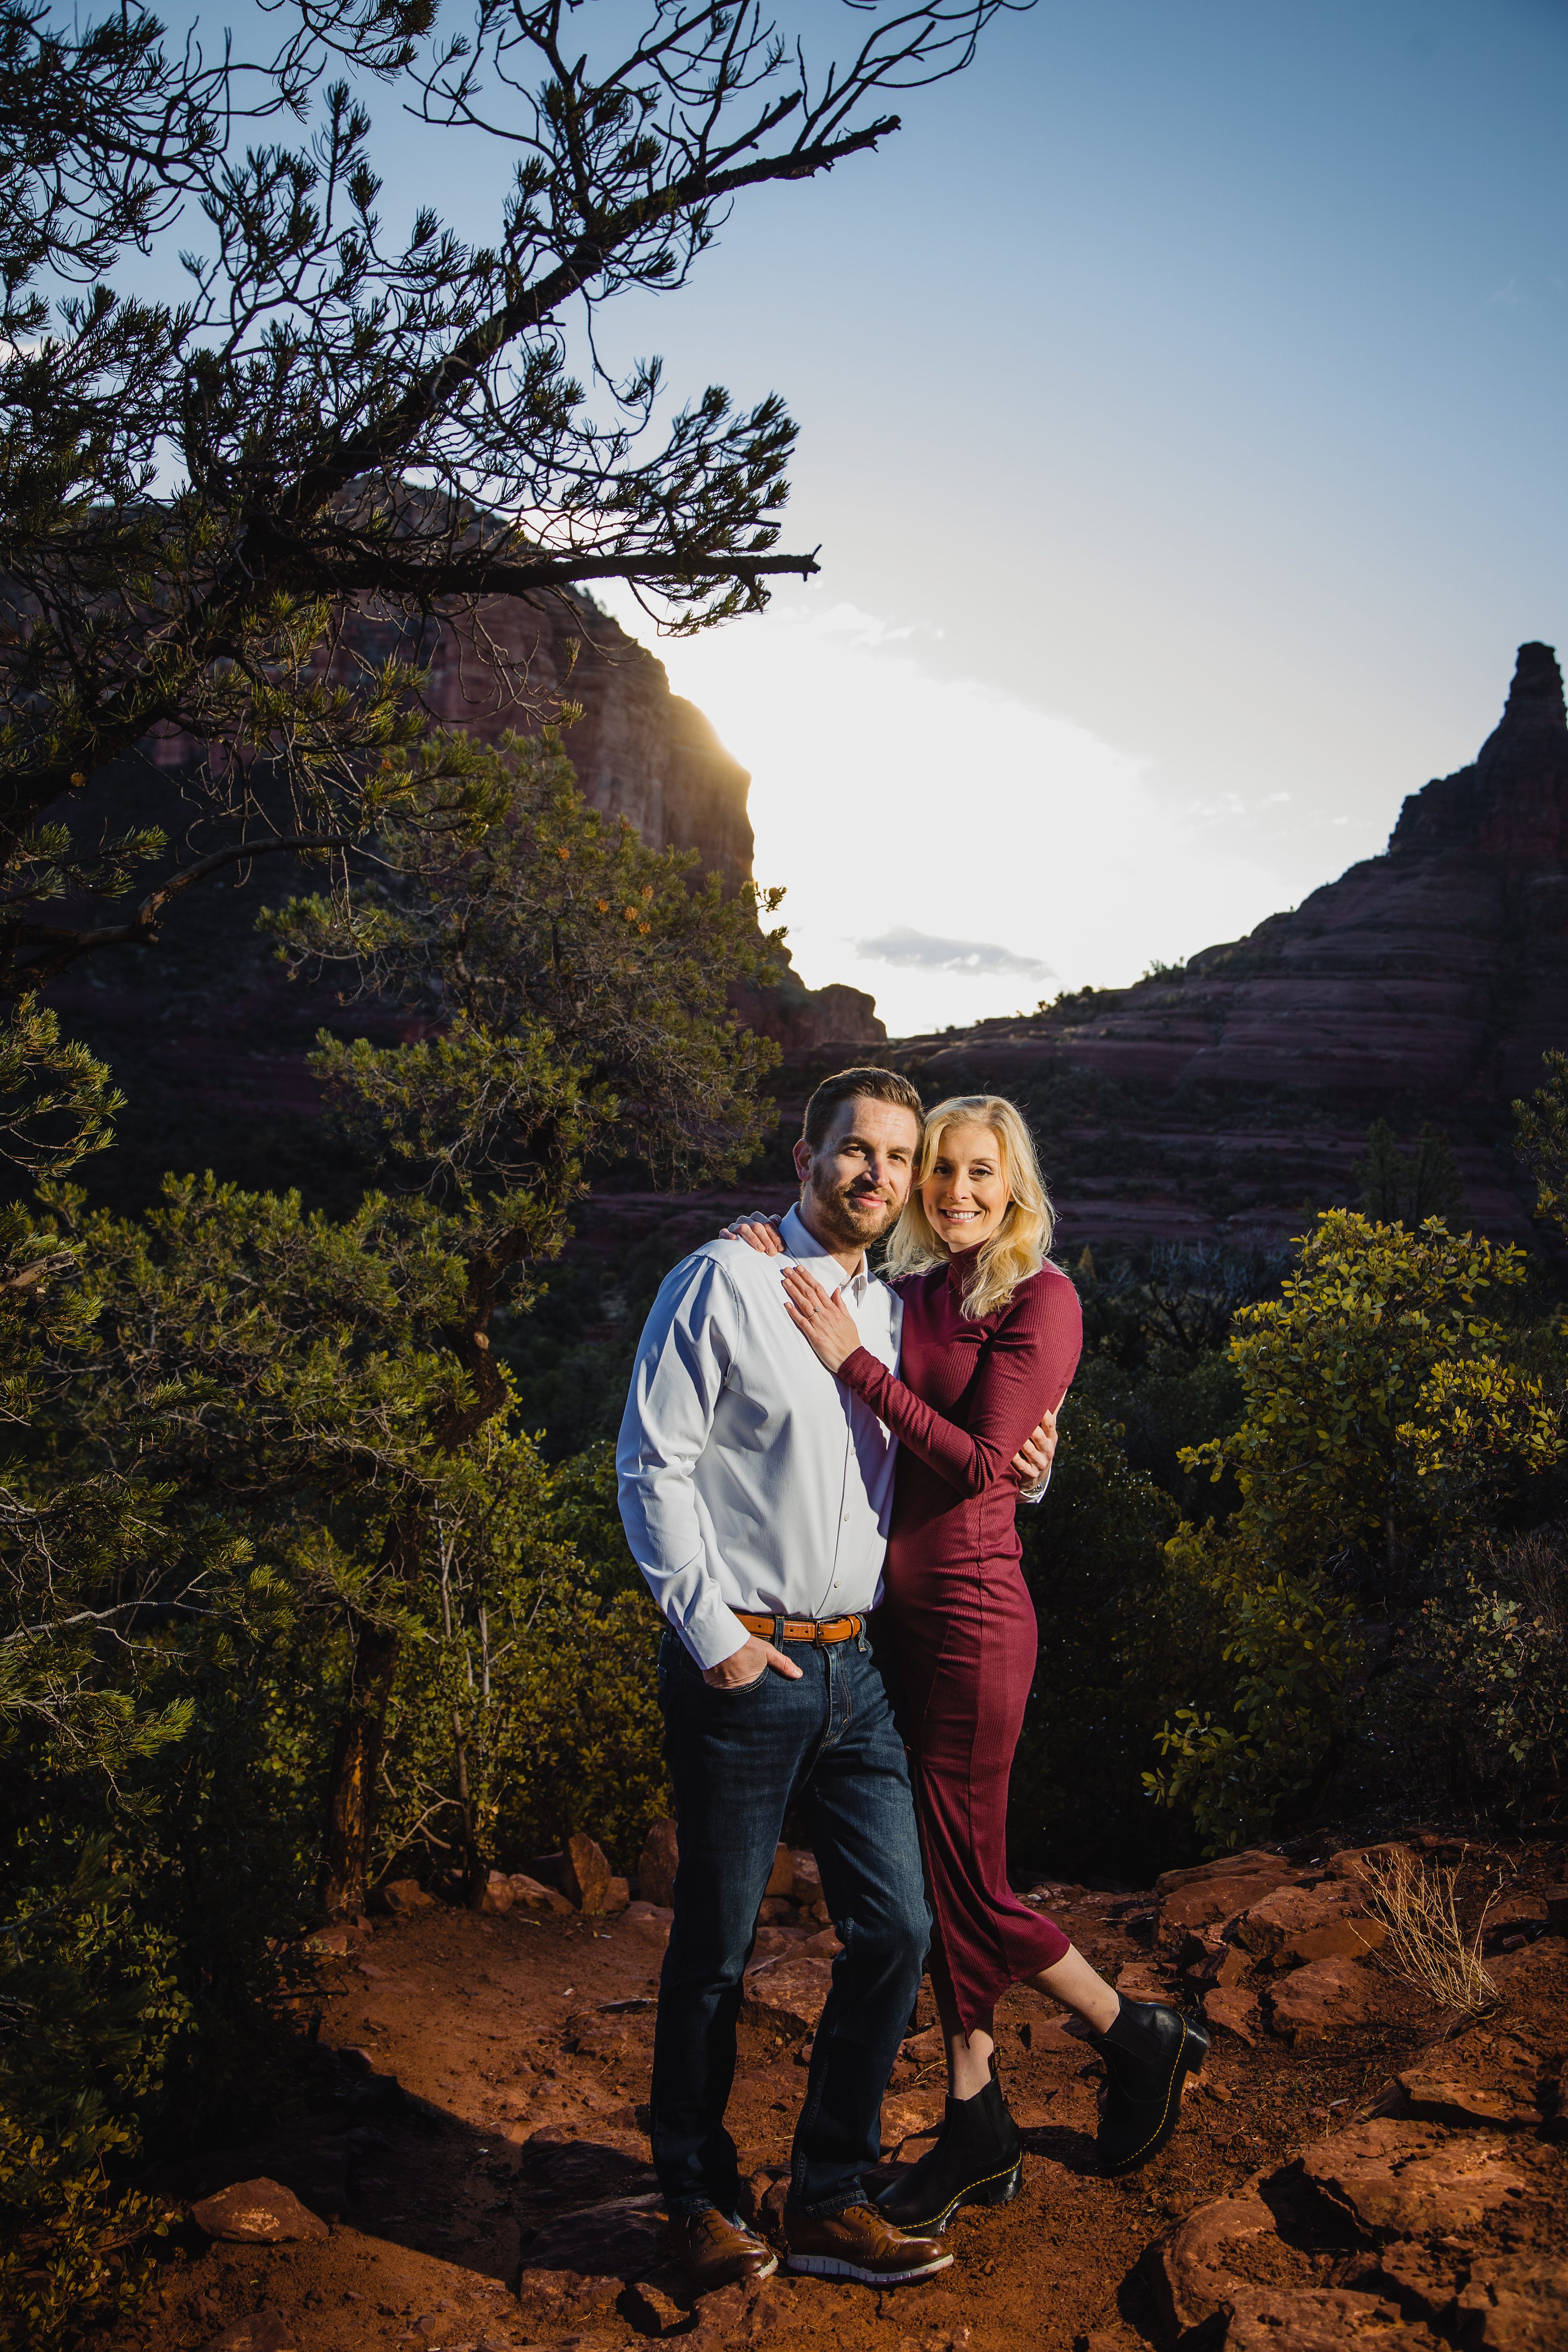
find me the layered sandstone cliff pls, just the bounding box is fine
[858,644,1568,1249]
[353,590,763,896]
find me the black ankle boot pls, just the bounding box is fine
[1091,1997,1208,2176]
[874,2069,1022,2233]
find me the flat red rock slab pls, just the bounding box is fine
[1154,1849,1298,1898]
[190,2180,328,2244]
[1360,2238,1469,2322]
[1204,1987,1261,2045]
[1396,2071,1540,2129]
[880,2088,946,2149]
[1161,1875,1286,1936]
[1456,2254,1568,2352]
[517,2190,670,2284]
[1266,1954,1381,2041]
[1185,1935,1250,1991]
[1151,2178,1279,2336]
[1300,2118,1526,2236]
[750,1924,806,1960]
[1225,2285,1440,2350]
[1112,1961,1176,2004]
[199,2311,298,2352]
[1324,1843,1412,1885]
[1235,1882,1386,1968]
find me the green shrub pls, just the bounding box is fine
[1364,1527,1568,1822]
[375,1436,670,1882]
[1146,1210,1564,1852]
[1144,1528,1361,1855]
[0,2107,167,2352]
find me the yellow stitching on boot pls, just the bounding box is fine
[1106,2036,1201,2170]
[910,2158,1021,2223]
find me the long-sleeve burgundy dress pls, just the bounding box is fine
[836,1247,1083,2036]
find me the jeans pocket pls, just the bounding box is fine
[709,1666,769,1696]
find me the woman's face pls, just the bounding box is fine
[919,1121,1011,1254]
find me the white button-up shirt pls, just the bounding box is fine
[616,1205,902,1669]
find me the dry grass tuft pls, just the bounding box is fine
[1359,1846,1502,2018]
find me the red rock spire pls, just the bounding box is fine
[1389,640,1566,862]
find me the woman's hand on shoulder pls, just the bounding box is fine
[718,1213,787,1256]
[780,1263,861,1373]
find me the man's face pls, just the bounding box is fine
[793,1096,921,1252]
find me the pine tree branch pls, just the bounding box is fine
[267,541,823,598]
[9,830,348,984]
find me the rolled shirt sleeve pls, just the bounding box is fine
[616,1255,752,1671]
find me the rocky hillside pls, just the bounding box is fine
[325,587,885,1056]
[865,643,1568,1250]
[39,592,881,1209]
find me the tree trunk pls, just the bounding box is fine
[453,1726,488,1910]
[319,1613,403,1920]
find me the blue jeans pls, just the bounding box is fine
[650,1619,929,2218]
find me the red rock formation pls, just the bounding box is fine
[42,593,880,1210]
[149,588,759,890]
[897,642,1567,1107]
[873,644,1568,1248]
[145,584,884,1042]
[383,591,762,897]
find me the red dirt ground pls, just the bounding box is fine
[101,1845,1568,2352]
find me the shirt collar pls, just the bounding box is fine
[780,1203,871,1299]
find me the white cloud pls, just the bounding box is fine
[619,598,1293,1037]
[853,924,1056,981]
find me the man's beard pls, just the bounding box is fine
[805,1169,899,1250]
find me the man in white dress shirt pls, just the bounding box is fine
[617,1068,1049,2293]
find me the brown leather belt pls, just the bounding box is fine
[735,1611,864,1645]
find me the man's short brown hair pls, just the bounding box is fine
[801,1067,925,1149]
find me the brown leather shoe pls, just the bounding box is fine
[672,2207,779,2293]
[782,2201,954,2284]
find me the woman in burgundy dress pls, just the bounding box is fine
[732,1093,1206,2227]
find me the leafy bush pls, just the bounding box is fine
[1145,1210,1564,1853]
[375,1438,668,1883]
[1365,1528,1568,1823]
[0,2107,167,2352]
[1181,1210,1562,1594]
[1145,1531,1361,1855]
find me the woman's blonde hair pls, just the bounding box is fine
[883,1094,1054,1318]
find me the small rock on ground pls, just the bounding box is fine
[190,2180,328,2244]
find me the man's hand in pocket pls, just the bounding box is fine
[704,1634,803,1688]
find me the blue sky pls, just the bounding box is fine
[153,0,1568,1030]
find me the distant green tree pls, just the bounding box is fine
[1182,1211,1560,1592]
[376,1439,668,1884]
[0,1018,190,2347]
[1514,1048,1568,1246]
[1355,1118,1466,1226]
